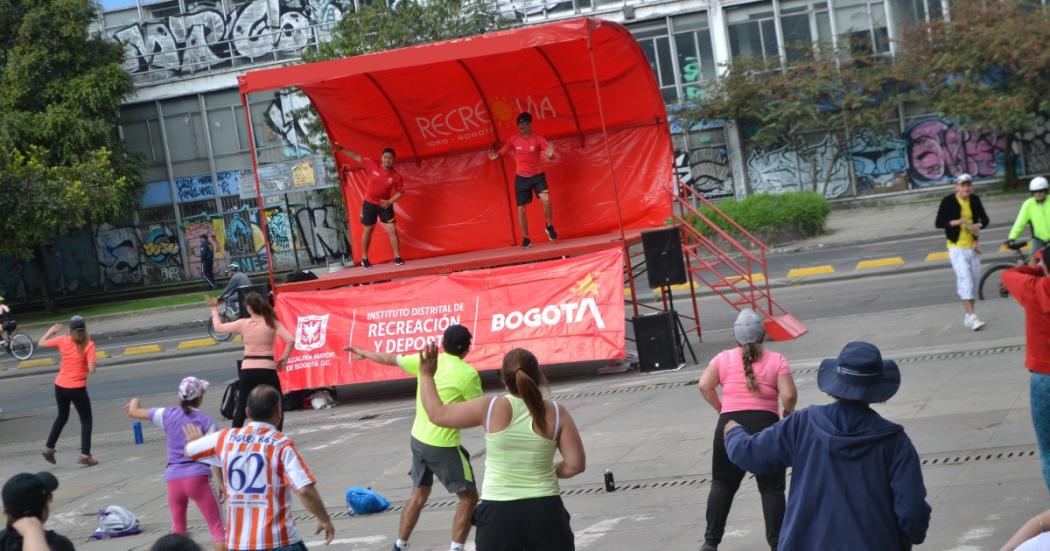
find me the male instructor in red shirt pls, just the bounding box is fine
[489,113,557,249]
[337,145,404,268]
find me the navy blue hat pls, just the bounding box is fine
[442,325,472,357]
[818,342,901,403]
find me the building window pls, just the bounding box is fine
[670,13,716,100]
[835,0,891,59]
[633,22,679,102]
[726,3,780,66]
[120,103,164,166]
[778,1,834,62]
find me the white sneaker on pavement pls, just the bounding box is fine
[970,316,986,331]
[963,314,974,329]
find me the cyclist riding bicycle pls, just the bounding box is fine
[0,296,15,345]
[218,263,252,314]
[1008,176,1050,256]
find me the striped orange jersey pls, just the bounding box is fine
[187,422,315,550]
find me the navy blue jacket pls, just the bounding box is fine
[725,401,931,550]
[199,242,214,263]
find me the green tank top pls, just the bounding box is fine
[482,394,561,501]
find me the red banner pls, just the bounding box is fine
[275,248,625,391]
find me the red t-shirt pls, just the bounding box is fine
[43,335,96,389]
[499,134,550,177]
[1003,266,1050,374]
[360,158,404,205]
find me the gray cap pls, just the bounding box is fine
[955,173,973,184]
[69,315,86,331]
[733,308,765,345]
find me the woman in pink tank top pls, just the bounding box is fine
[697,308,797,551]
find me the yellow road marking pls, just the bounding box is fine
[233,335,243,343]
[123,344,163,356]
[95,351,110,360]
[177,338,218,350]
[855,257,905,270]
[999,243,1032,253]
[786,265,835,278]
[925,252,949,262]
[623,273,767,296]
[18,357,56,369]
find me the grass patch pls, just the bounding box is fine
[18,290,218,325]
[692,192,830,240]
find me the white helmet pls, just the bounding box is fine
[1031,176,1049,192]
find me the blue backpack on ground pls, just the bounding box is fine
[345,486,390,515]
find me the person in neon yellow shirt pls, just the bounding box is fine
[417,345,586,551]
[345,325,481,551]
[935,174,990,330]
[1008,176,1050,253]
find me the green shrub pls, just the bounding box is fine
[691,191,830,239]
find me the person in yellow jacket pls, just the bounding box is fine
[1009,176,1050,252]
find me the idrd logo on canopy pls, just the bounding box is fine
[490,297,606,332]
[295,314,329,351]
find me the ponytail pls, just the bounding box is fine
[245,292,277,329]
[71,327,89,357]
[741,342,762,395]
[501,348,549,433]
[180,395,203,415]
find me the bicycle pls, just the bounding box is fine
[0,325,35,361]
[978,239,1030,300]
[208,299,239,342]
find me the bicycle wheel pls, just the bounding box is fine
[978,263,1014,300]
[209,311,234,342]
[9,333,34,360]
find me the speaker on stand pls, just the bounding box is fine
[635,228,697,368]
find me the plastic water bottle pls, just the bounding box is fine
[133,421,143,445]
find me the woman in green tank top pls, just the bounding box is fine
[417,345,586,550]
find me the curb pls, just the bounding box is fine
[0,344,235,381]
[771,222,1015,254]
[17,302,206,333]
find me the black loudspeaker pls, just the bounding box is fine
[237,283,272,318]
[641,228,687,288]
[634,312,679,372]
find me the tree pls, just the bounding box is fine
[895,0,1050,189]
[0,0,142,313]
[680,47,899,197]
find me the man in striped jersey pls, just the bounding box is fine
[185,385,335,551]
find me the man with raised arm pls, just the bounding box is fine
[336,144,405,268]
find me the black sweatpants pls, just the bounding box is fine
[705,410,785,549]
[232,368,283,430]
[46,385,93,455]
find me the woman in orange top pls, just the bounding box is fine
[205,292,293,429]
[40,315,98,466]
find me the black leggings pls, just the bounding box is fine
[46,385,93,455]
[705,410,786,549]
[232,368,283,430]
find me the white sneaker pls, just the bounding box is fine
[971,316,986,331]
[963,314,974,329]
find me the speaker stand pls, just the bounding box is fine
[663,286,697,365]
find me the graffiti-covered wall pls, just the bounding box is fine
[110,0,353,80]
[735,115,1040,199]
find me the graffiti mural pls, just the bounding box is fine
[1020,114,1050,175]
[294,203,350,263]
[675,148,734,198]
[111,1,352,78]
[184,219,227,279]
[847,131,910,195]
[905,118,1007,187]
[224,211,269,273]
[175,171,242,203]
[139,225,184,284]
[747,136,851,198]
[265,91,315,157]
[94,225,144,287]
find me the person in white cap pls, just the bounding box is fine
[697,308,797,551]
[125,377,227,551]
[1008,176,1050,253]
[935,173,990,330]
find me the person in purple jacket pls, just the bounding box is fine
[125,377,227,551]
[724,341,931,550]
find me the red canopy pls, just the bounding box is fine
[239,17,672,266]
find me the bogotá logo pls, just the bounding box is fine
[295,314,329,352]
[491,271,605,332]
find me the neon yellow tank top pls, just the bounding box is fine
[481,394,561,501]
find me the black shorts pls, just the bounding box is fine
[472,496,575,551]
[514,173,549,206]
[409,437,477,493]
[361,201,395,225]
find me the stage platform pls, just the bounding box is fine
[278,229,649,294]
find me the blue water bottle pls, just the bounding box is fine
[133,421,144,445]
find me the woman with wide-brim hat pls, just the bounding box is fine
[722,341,932,550]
